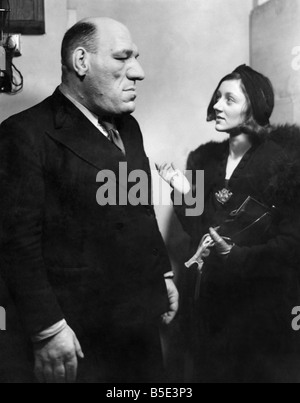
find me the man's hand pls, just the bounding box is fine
[209,227,233,258]
[161,279,179,325]
[33,325,84,384]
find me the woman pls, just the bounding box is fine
[158,65,300,383]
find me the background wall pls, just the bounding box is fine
[251,0,300,124]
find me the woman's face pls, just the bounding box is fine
[213,79,249,132]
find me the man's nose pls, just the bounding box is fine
[127,59,145,81]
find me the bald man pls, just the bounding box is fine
[0,18,179,383]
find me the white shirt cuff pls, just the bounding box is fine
[164,271,175,279]
[32,319,67,343]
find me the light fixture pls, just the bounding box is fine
[0,0,23,94]
[0,0,10,43]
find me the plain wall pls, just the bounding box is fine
[251,0,300,124]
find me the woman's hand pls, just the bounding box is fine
[156,162,191,195]
[209,227,233,258]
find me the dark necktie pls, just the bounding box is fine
[101,119,126,156]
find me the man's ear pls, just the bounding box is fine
[73,47,89,77]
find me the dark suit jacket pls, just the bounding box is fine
[0,88,170,340]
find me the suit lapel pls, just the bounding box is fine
[46,89,127,176]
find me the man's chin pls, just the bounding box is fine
[121,102,136,114]
[106,102,136,116]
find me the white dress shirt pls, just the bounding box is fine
[59,86,110,137]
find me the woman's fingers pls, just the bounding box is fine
[209,228,233,257]
[209,227,224,244]
[156,162,177,184]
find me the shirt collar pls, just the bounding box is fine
[59,86,109,137]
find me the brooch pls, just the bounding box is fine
[215,188,233,205]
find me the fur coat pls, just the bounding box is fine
[175,125,300,383]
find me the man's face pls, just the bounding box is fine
[86,24,145,117]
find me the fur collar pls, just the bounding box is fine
[190,125,300,208]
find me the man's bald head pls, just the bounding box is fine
[61,18,129,72]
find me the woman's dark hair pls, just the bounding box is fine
[207,65,275,141]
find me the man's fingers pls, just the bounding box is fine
[169,286,179,310]
[34,361,45,384]
[161,312,175,326]
[44,364,54,384]
[53,363,66,384]
[74,336,85,360]
[65,356,78,384]
[164,279,179,326]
